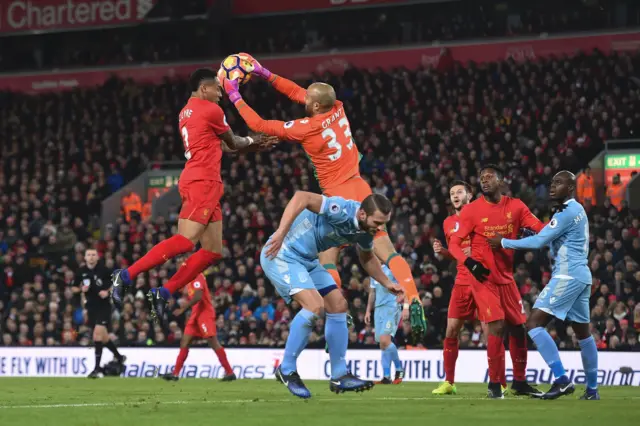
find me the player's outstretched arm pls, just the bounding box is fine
[222,78,308,142]
[501,212,568,250]
[174,289,202,316]
[243,53,307,104]
[220,131,279,153]
[358,248,403,296]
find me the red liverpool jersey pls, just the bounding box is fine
[451,196,544,284]
[178,97,230,183]
[443,214,473,285]
[186,273,214,317]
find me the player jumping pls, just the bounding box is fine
[447,165,543,398]
[261,191,403,399]
[221,55,426,340]
[161,273,236,382]
[488,171,599,400]
[431,181,474,395]
[111,69,277,321]
[365,265,406,385]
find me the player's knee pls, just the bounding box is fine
[309,304,325,318]
[379,336,391,349]
[488,320,504,337]
[326,295,348,314]
[445,326,460,339]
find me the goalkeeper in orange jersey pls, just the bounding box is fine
[221,54,427,340]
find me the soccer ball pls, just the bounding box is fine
[218,53,254,86]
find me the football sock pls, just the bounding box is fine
[325,312,349,379]
[94,342,103,370]
[487,334,505,384]
[381,345,392,378]
[215,347,234,376]
[389,342,402,371]
[324,265,342,289]
[163,249,222,294]
[127,234,194,282]
[579,336,598,390]
[443,337,459,384]
[528,327,566,380]
[105,340,121,359]
[174,347,189,377]
[387,254,419,301]
[499,340,506,387]
[509,334,528,382]
[281,309,316,375]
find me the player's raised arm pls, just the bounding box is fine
[222,78,310,141]
[243,53,307,104]
[499,210,572,250]
[358,248,403,296]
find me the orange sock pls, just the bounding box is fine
[324,265,342,289]
[387,254,419,301]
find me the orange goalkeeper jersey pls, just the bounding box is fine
[234,76,361,191]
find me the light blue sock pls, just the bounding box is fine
[389,342,402,371]
[325,312,348,379]
[281,309,316,375]
[381,346,392,378]
[528,327,567,381]
[579,336,598,390]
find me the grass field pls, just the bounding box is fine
[1,379,638,426]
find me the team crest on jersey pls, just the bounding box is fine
[506,212,512,221]
[481,218,488,223]
[298,272,308,283]
[203,208,209,217]
[283,274,291,284]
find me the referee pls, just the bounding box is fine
[76,248,126,378]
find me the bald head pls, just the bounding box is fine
[550,170,576,202]
[555,170,576,187]
[307,82,336,112]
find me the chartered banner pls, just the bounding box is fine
[0,347,638,386]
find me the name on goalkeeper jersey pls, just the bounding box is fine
[321,107,344,129]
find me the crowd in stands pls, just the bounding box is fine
[0,0,628,72]
[1,44,640,351]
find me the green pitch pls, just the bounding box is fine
[1,379,638,426]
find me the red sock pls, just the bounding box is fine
[173,347,189,377]
[509,334,528,382]
[215,347,233,376]
[500,342,507,388]
[163,249,222,294]
[443,337,459,384]
[128,234,194,280]
[487,334,505,384]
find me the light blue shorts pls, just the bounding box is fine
[534,277,591,323]
[374,305,402,342]
[260,249,336,304]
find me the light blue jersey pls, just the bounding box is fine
[281,196,374,260]
[261,196,374,303]
[501,199,592,323]
[371,265,402,342]
[501,199,591,284]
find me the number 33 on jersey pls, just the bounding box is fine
[272,100,361,190]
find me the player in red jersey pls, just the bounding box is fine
[431,180,474,395]
[111,68,277,321]
[161,273,236,381]
[448,165,544,398]
[220,54,427,339]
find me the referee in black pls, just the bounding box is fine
[76,248,126,378]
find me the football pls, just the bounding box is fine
[217,53,255,85]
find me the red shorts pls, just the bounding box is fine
[470,281,505,323]
[178,180,224,225]
[496,282,526,325]
[184,311,217,338]
[324,176,386,239]
[447,284,475,321]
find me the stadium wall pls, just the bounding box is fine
[1,348,638,386]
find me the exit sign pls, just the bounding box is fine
[606,153,639,169]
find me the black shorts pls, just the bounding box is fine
[87,304,112,329]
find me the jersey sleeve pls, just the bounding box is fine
[208,103,231,135]
[502,209,572,250]
[271,75,307,105]
[319,196,353,225]
[447,207,475,262]
[356,234,374,252]
[235,100,310,141]
[514,198,545,233]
